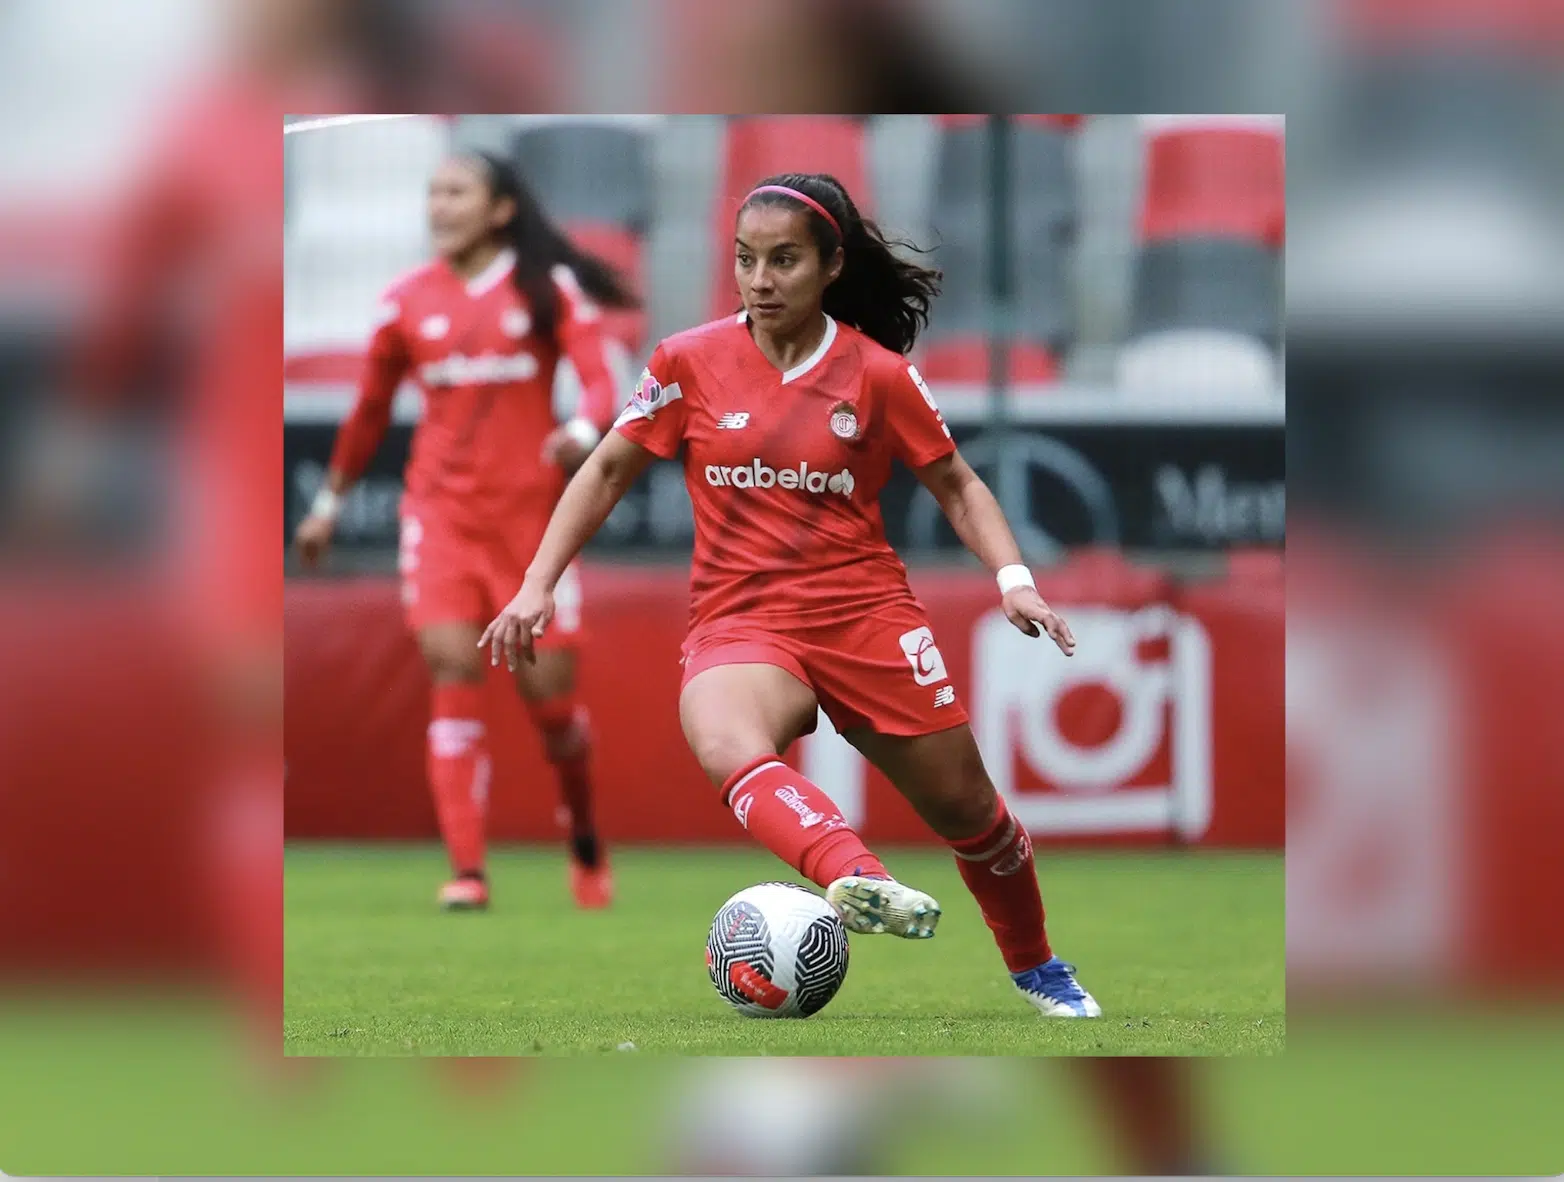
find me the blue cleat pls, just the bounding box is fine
[1012,956,1102,1017]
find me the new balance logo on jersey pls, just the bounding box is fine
[420,351,539,386]
[715,411,751,430]
[933,685,956,708]
[705,459,855,497]
[775,785,827,829]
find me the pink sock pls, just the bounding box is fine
[428,681,490,877]
[949,797,1052,972]
[721,756,887,888]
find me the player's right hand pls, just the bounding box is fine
[293,513,336,569]
[1002,585,1076,657]
[479,579,555,672]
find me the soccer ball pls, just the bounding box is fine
[706,882,850,1018]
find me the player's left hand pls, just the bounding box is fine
[1003,587,1076,656]
[541,426,593,473]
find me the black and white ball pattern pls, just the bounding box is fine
[706,882,850,1018]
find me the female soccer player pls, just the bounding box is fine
[294,150,636,912]
[480,173,1100,1016]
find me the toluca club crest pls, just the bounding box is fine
[828,400,859,441]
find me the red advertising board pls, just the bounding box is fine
[283,553,1285,848]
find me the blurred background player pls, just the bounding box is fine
[293,150,637,911]
[482,173,1099,1017]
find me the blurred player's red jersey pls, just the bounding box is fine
[329,251,621,535]
[615,313,955,629]
[328,251,623,631]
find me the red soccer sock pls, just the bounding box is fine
[208,745,282,1056]
[949,797,1052,972]
[721,756,887,888]
[428,681,490,877]
[529,696,600,866]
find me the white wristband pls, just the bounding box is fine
[562,417,602,451]
[310,486,342,521]
[997,564,1035,594]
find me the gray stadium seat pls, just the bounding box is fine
[1129,236,1281,349]
[922,117,1078,384]
[510,122,653,234]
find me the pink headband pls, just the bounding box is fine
[744,185,841,237]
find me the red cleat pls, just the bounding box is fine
[438,876,490,911]
[569,856,613,910]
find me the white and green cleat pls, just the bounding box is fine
[825,875,941,939]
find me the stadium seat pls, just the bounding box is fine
[511,119,653,234]
[1138,116,1285,248]
[556,222,647,356]
[912,338,1061,386]
[510,118,654,352]
[919,115,1078,390]
[1116,330,1278,400]
[1119,115,1283,398]
[708,116,872,322]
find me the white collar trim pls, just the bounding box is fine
[738,311,838,384]
[467,248,516,297]
[782,315,837,384]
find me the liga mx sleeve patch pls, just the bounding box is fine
[616,368,683,426]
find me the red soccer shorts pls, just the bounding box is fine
[679,599,970,736]
[397,510,584,647]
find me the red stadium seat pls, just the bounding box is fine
[510,119,652,353]
[918,338,1060,385]
[561,221,647,353]
[1139,116,1285,249]
[1120,116,1283,397]
[1017,114,1085,132]
[708,116,872,322]
[938,114,1083,132]
[283,352,362,385]
[922,116,1079,395]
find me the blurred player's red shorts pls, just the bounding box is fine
[679,599,969,735]
[397,507,583,647]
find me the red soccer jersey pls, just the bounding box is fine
[327,250,621,532]
[614,313,956,629]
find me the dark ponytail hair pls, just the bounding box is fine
[739,172,941,356]
[465,150,639,339]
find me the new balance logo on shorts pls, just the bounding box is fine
[898,626,949,686]
[715,411,751,429]
[933,685,956,708]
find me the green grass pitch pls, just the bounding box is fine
[285,843,1284,1056]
